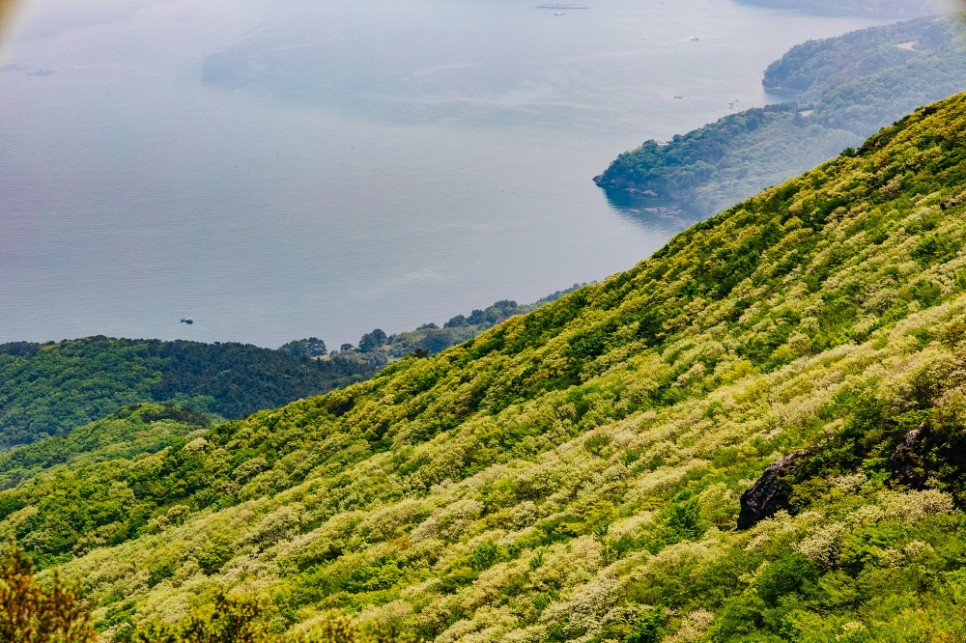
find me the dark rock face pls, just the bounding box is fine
[941,191,966,211]
[890,428,925,487]
[737,453,804,530]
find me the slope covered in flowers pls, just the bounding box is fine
[8,93,966,641]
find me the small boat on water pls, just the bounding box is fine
[180,318,194,325]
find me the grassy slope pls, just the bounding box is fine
[12,93,966,640]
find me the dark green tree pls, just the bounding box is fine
[359,330,388,353]
[278,337,327,358]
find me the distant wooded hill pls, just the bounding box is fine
[734,0,937,17]
[595,14,966,217]
[0,287,584,450]
[0,337,377,448]
[330,284,586,364]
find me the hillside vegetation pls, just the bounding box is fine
[11,92,966,641]
[0,338,378,449]
[594,14,966,218]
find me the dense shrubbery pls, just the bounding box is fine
[9,94,966,639]
[595,14,966,217]
[0,403,209,490]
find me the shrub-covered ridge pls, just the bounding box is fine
[12,93,966,640]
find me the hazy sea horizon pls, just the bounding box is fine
[0,0,916,348]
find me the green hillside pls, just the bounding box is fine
[594,14,966,218]
[0,403,213,490]
[0,337,377,449]
[11,92,966,641]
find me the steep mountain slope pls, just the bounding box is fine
[12,93,966,641]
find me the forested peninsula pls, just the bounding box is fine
[734,0,937,17]
[6,91,966,640]
[594,13,966,218]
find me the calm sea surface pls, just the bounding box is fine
[0,0,905,347]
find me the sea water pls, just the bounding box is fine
[0,0,909,347]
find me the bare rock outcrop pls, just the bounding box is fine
[737,453,804,530]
